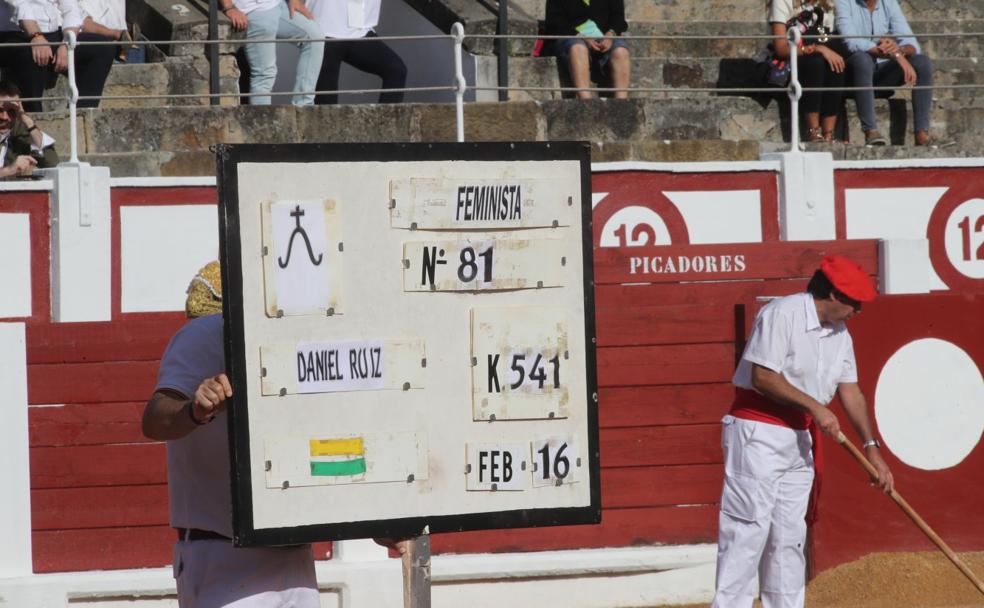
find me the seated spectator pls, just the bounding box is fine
[305,0,407,105]
[223,0,324,105]
[545,0,630,99]
[0,0,116,112]
[835,0,934,146]
[770,0,844,142]
[0,79,59,178]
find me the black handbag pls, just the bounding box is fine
[764,3,828,87]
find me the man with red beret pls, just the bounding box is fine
[712,255,893,608]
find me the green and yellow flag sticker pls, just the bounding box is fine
[309,438,367,477]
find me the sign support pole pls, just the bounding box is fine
[402,532,432,608]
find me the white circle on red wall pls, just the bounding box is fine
[942,198,984,279]
[875,338,984,471]
[599,207,673,248]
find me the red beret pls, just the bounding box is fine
[820,255,877,302]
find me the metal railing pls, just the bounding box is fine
[8,25,984,162]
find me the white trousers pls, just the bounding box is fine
[712,415,814,608]
[174,540,320,607]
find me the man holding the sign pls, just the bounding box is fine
[712,255,894,608]
[142,262,321,607]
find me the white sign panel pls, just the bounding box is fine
[261,200,344,317]
[259,339,424,396]
[465,443,529,491]
[471,306,571,421]
[531,436,581,487]
[219,143,597,545]
[390,177,574,230]
[264,432,428,488]
[403,237,568,292]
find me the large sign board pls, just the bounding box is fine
[216,143,599,546]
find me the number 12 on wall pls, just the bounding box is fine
[532,437,580,487]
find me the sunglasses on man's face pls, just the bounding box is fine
[0,104,20,117]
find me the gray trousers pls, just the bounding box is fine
[846,51,934,134]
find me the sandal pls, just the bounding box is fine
[822,130,834,143]
[805,126,824,142]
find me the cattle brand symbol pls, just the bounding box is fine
[278,205,324,269]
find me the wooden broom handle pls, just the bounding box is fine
[836,432,984,596]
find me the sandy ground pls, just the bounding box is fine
[656,551,984,607]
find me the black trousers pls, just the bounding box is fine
[798,52,844,119]
[315,32,407,105]
[0,30,115,112]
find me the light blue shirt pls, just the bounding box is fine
[834,0,921,56]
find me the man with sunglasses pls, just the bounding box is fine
[0,79,57,178]
[713,255,893,608]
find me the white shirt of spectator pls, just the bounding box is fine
[768,0,836,31]
[79,0,124,30]
[307,0,381,39]
[732,292,858,406]
[231,0,281,17]
[0,0,85,33]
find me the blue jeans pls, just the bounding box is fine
[244,3,324,105]
[846,51,934,133]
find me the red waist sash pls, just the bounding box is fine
[729,387,824,525]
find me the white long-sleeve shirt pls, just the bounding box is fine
[0,0,85,33]
[307,0,381,39]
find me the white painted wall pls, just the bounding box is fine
[845,187,948,291]
[0,544,717,608]
[759,152,836,241]
[49,164,112,322]
[0,214,32,318]
[120,205,219,313]
[0,323,31,578]
[664,190,763,244]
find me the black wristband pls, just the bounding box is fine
[187,400,212,425]
[27,125,38,133]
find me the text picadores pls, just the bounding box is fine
[264,432,429,488]
[389,177,573,230]
[470,306,570,421]
[465,443,529,491]
[259,339,426,396]
[403,238,567,291]
[261,199,344,317]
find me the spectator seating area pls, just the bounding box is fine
[18,0,984,175]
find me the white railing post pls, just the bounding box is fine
[787,27,802,152]
[65,30,80,164]
[452,22,466,143]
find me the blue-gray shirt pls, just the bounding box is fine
[834,0,921,55]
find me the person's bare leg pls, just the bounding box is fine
[820,114,837,141]
[609,46,630,99]
[568,44,594,99]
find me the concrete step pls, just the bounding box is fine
[101,56,240,108]
[610,21,984,60]
[34,98,984,175]
[507,56,984,104]
[512,0,984,26]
